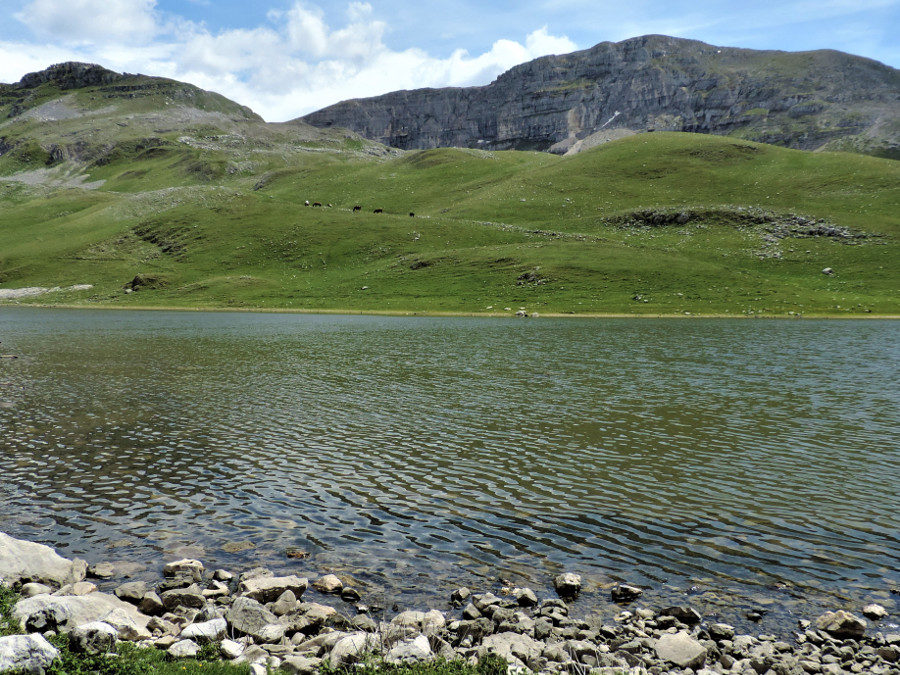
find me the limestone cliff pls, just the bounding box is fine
[300,35,899,157]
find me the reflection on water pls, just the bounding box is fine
[0,309,898,628]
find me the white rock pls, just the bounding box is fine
[100,607,153,641]
[654,631,708,669]
[863,604,888,620]
[312,574,343,594]
[477,632,543,668]
[163,559,204,578]
[239,575,308,603]
[0,634,60,672]
[329,632,380,667]
[280,655,322,674]
[181,618,226,642]
[20,583,52,598]
[71,621,118,654]
[220,639,245,659]
[14,593,152,635]
[0,532,87,587]
[168,639,201,658]
[553,573,582,598]
[386,635,433,664]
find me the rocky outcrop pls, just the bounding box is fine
[0,532,87,587]
[301,35,899,156]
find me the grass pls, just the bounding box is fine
[0,130,897,317]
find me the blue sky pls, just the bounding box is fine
[1,0,897,121]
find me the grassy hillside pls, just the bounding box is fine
[1,116,897,316]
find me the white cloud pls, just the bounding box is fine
[15,0,158,43]
[3,1,578,122]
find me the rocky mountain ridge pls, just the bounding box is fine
[300,35,900,157]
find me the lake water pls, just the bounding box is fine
[1,308,897,630]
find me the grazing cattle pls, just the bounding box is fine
[353,205,362,212]
[409,212,415,217]
[373,208,383,214]
[313,202,323,207]
[304,200,310,206]
[326,203,333,208]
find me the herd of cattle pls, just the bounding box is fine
[305,200,414,217]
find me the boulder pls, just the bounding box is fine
[0,532,87,587]
[99,607,152,641]
[138,592,165,616]
[271,590,298,616]
[386,635,433,664]
[862,603,888,620]
[477,632,543,669]
[163,559,203,579]
[311,575,343,594]
[181,618,226,642]
[0,634,60,672]
[14,592,151,634]
[239,575,308,603]
[168,639,201,659]
[387,610,445,642]
[220,639,245,659]
[70,621,118,654]
[554,573,582,599]
[815,610,867,639]
[87,562,116,580]
[160,584,206,610]
[226,597,279,641]
[20,583,52,599]
[328,632,380,667]
[610,584,643,603]
[513,588,538,607]
[654,631,708,669]
[114,581,148,604]
[280,655,322,674]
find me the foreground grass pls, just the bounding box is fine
[1,132,897,316]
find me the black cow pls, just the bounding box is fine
[353,205,362,212]
[373,208,383,214]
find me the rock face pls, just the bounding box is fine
[0,634,60,672]
[0,532,87,587]
[301,34,899,157]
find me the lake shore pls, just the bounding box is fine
[2,301,899,320]
[0,531,897,675]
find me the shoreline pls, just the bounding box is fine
[1,532,897,675]
[2,301,899,320]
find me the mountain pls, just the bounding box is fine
[300,35,900,158]
[0,62,387,175]
[0,62,897,317]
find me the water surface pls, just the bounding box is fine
[1,309,897,630]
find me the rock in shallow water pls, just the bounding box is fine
[815,610,867,639]
[553,573,582,600]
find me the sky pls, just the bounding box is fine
[0,0,897,122]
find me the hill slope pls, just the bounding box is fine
[300,35,900,158]
[0,64,897,317]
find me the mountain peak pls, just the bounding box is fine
[16,62,126,90]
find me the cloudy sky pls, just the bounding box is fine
[0,0,897,121]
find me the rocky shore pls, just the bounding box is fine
[0,532,897,675]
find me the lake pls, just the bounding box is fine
[1,308,897,630]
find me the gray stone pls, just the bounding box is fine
[655,630,708,669]
[20,583,52,599]
[280,655,322,674]
[311,574,342,594]
[100,607,153,641]
[14,592,151,635]
[386,635,433,664]
[0,634,60,672]
[161,584,206,610]
[167,639,201,659]
[553,573,582,599]
[862,603,888,620]
[256,624,287,643]
[114,581,148,604]
[87,562,116,579]
[220,639,246,659]
[138,592,165,616]
[163,559,204,579]
[815,610,867,639]
[513,588,538,607]
[477,632,543,669]
[240,575,308,603]
[709,623,736,641]
[70,621,118,654]
[659,605,703,625]
[610,584,643,603]
[351,614,378,632]
[389,609,445,640]
[328,632,380,667]
[181,617,226,642]
[271,590,298,616]
[226,596,279,639]
[0,532,86,587]
[239,567,272,583]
